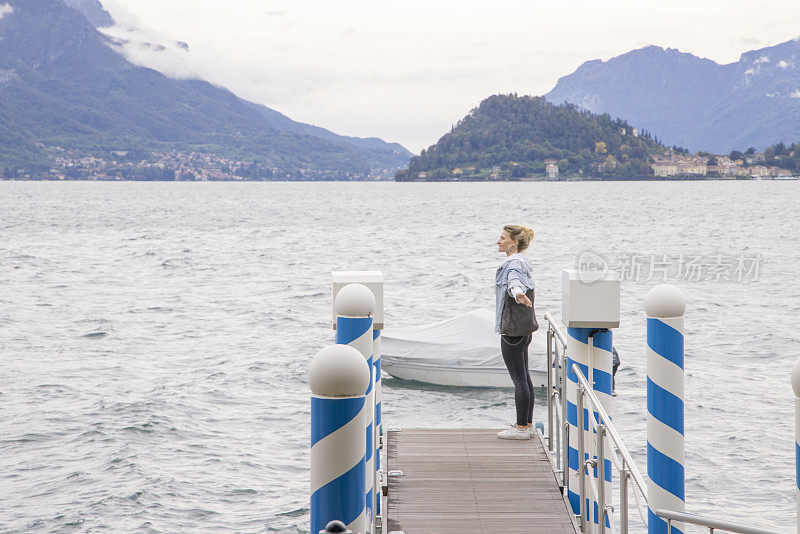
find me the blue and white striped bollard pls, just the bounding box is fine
[792,357,800,534]
[646,284,686,534]
[566,327,613,528]
[373,328,382,517]
[335,284,376,531]
[310,345,371,534]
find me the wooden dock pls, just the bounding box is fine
[385,428,579,534]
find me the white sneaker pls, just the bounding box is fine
[506,422,532,429]
[497,426,532,440]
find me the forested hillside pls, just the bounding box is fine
[396,94,670,180]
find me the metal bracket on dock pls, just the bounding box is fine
[387,470,404,477]
[387,427,401,432]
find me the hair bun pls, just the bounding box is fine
[521,226,535,241]
[503,224,535,252]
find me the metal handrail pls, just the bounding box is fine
[543,313,567,479]
[543,313,781,534]
[571,364,649,507]
[544,311,567,346]
[655,509,780,534]
[572,363,650,532]
[545,312,651,533]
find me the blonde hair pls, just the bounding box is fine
[504,224,535,252]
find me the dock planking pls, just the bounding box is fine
[385,428,579,533]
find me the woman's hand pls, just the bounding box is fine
[515,293,532,307]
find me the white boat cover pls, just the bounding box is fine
[381,309,546,372]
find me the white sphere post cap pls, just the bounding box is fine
[791,358,800,398]
[309,344,370,397]
[334,283,375,318]
[645,284,686,318]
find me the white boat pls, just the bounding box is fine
[381,309,548,388]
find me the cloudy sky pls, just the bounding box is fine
[101,0,800,153]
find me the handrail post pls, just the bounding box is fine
[310,345,371,534]
[578,385,587,531]
[589,329,614,532]
[555,388,562,472]
[597,424,606,534]
[645,284,686,534]
[564,420,570,489]
[566,326,590,518]
[562,345,570,491]
[620,461,629,534]
[547,327,554,451]
[791,357,800,534]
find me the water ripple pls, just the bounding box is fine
[0,181,797,532]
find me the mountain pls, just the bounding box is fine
[395,94,667,181]
[61,0,113,27]
[0,0,412,177]
[545,41,800,153]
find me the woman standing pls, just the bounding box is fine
[495,225,537,440]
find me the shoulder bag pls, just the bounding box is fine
[500,288,539,336]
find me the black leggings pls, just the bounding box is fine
[501,334,534,426]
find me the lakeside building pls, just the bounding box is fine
[649,149,794,178]
[653,163,679,177]
[707,165,737,177]
[651,160,707,177]
[545,159,559,179]
[677,160,707,176]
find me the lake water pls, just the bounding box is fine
[1,180,798,532]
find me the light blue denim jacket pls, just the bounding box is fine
[495,253,536,333]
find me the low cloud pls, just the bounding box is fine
[101,25,199,80]
[0,3,14,20]
[98,2,200,80]
[790,89,800,99]
[777,60,792,69]
[754,55,770,64]
[99,0,800,152]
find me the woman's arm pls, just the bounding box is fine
[505,260,527,297]
[505,261,533,307]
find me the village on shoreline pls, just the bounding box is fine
[1,146,394,181]
[1,145,798,182]
[409,149,798,182]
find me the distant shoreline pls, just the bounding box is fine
[1,176,797,183]
[396,176,799,182]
